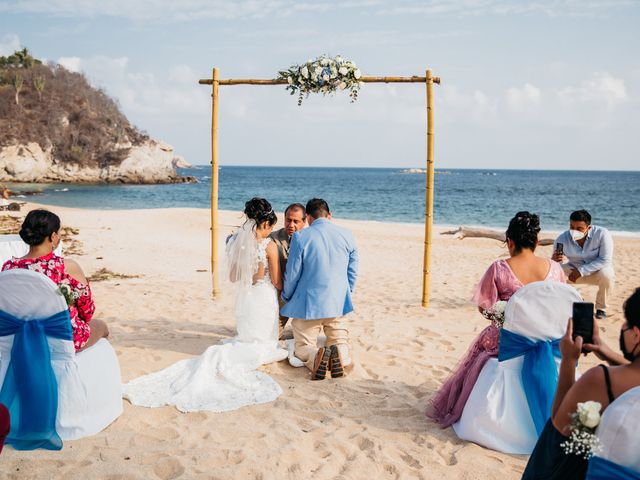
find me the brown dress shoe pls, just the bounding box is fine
[312,347,331,380]
[329,345,344,378]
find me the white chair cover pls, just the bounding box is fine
[0,269,122,440]
[593,386,640,471]
[453,281,582,454]
[0,234,63,266]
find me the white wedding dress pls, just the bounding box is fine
[123,235,288,413]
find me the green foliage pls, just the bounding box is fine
[33,75,45,100]
[0,48,42,69]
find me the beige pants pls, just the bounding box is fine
[291,318,351,371]
[562,264,615,311]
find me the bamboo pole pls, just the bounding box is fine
[211,68,221,298]
[199,76,441,86]
[422,69,435,308]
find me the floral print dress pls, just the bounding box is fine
[2,252,95,351]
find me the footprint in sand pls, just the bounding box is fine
[401,453,423,469]
[153,458,185,480]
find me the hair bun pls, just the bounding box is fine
[243,197,277,227]
[18,209,61,246]
[506,211,541,252]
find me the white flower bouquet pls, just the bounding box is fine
[277,55,363,105]
[58,279,81,307]
[560,401,603,459]
[482,300,508,329]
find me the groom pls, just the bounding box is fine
[281,198,358,380]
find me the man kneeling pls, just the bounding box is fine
[281,199,358,380]
[553,209,615,319]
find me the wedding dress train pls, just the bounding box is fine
[123,236,287,413]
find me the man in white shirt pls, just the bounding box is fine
[552,209,615,319]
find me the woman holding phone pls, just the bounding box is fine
[429,212,566,427]
[522,288,640,480]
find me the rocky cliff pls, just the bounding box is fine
[0,48,193,184]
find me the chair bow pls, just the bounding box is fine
[587,456,640,480]
[498,329,561,435]
[0,309,72,450]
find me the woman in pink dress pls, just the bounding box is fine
[1,209,108,351]
[428,212,566,428]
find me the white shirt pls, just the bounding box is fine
[554,225,614,277]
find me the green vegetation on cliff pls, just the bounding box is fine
[0,48,148,168]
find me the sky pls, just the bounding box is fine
[1,0,639,170]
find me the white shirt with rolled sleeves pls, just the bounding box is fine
[554,225,613,277]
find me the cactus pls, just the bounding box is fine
[13,73,23,105]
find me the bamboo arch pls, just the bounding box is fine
[198,68,441,307]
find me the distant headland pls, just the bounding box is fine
[0,48,194,184]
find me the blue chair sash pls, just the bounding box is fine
[587,456,640,480]
[0,309,72,450]
[498,329,561,435]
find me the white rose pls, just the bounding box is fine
[354,69,361,79]
[339,82,347,90]
[300,66,309,78]
[335,55,343,63]
[577,401,602,428]
[338,66,348,76]
[287,76,293,84]
[321,58,329,66]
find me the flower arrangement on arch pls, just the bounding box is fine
[560,400,603,459]
[277,55,363,106]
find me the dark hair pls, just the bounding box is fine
[244,197,277,227]
[505,211,541,253]
[306,198,330,219]
[624,288,640,330]
[570,210,592,225]
[19,209,61,246]
[284,203,306,219]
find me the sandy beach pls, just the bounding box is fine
[1,203,638,480]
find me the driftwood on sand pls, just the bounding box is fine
[441,226,554,246]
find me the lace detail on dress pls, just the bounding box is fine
[254,238,272,285]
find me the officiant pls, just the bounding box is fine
[270,203,307,338]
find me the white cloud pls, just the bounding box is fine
[439,85,498,126]
[556,72,628,109]
[506,83,542,111]
[57,56,82,72]
[55,55,209,119]
[0,33,21,56]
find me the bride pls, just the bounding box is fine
[123,198,288,412]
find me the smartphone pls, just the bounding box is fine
[573,302,594,347]
[556,242,564,256]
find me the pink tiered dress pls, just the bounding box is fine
[428,259,565,428]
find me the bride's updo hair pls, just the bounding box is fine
[505,211,541,253]
[19,209,61,246]
[244,197,277,228]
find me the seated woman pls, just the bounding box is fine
[429,211,566,427]
[1,209,108,351]
[522,288,640,480]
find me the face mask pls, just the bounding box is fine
[619,328,639,362]
[570,229,586,241]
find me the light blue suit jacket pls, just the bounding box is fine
[281,218,358,320]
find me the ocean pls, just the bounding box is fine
[6,167,640,233]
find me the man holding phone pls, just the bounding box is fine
[553,209,615,319]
